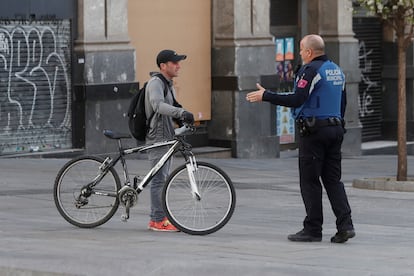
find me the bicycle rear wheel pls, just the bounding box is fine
[163,161,236,235]
[54,156,121,228]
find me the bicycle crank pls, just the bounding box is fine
[118,186,138,222]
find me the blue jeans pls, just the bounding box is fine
[149,157,172,221]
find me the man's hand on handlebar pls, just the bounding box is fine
[175,122,195,136]
[181,111,195,124]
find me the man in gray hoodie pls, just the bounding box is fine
[145,49,194,231]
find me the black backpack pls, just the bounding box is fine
[127,73,169,141]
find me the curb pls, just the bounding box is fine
[352,177,414,192]
[0,266,77,276]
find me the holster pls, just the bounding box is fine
[296,117,316,137]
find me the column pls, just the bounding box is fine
[73,0,137,154]
[74,0,135,84]
[211,0,279,158]
[306,0,362,156]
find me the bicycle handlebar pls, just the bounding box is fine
[174,123,196,136]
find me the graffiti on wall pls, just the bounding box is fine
[358,41,378,118]
[0,20,71,154]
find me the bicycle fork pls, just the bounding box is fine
[186,155,201,200]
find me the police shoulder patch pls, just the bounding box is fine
[297,79,308,88]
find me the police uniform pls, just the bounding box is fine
[262,55,354,237]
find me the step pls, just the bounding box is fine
[362,141,414,155]
[191,146,232,158]
[0,146,232,159]
[0,148,85,159]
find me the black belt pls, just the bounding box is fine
[295,117,344,137]
[313,117,343,127]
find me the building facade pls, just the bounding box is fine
[0,0,407,158]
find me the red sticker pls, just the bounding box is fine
[297,79,308,88]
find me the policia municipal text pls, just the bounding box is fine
[246,34,355,243]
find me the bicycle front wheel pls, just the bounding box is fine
[163,161,236,235]
[54,156,121,228]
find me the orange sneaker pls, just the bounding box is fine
[148,217,179,232]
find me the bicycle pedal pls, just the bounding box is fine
[121,213,129,222]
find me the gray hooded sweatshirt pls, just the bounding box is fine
[144,73,185,160]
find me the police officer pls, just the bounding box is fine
[246,34,355,243]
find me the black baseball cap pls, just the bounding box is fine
[156,49,187,67]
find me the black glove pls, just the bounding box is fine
[181,111,194,124]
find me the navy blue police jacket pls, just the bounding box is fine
[262,55,346,120]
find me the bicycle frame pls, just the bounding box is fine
[75,128,201,221]
[124,139,180,192]
[101,133,196,195]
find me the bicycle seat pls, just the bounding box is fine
[103,130,132,139]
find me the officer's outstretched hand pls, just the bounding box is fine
[246,83,265,103]
[181,111,195,124]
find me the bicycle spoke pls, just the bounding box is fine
[163,162,235,235]
[54,156,120,228]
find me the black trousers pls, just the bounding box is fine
[298,125,353,235]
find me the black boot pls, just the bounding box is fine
[330,229,355,243]
[288,229,322,242]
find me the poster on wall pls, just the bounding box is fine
[275,39,284,82]
[277,104,295,144]
[275,39,284,62]
[284,37,294,60]
[275,37,295,144]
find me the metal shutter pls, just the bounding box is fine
[0,19,72,154]
[353,17,383,141]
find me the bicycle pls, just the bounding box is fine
[53,125,236,235]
